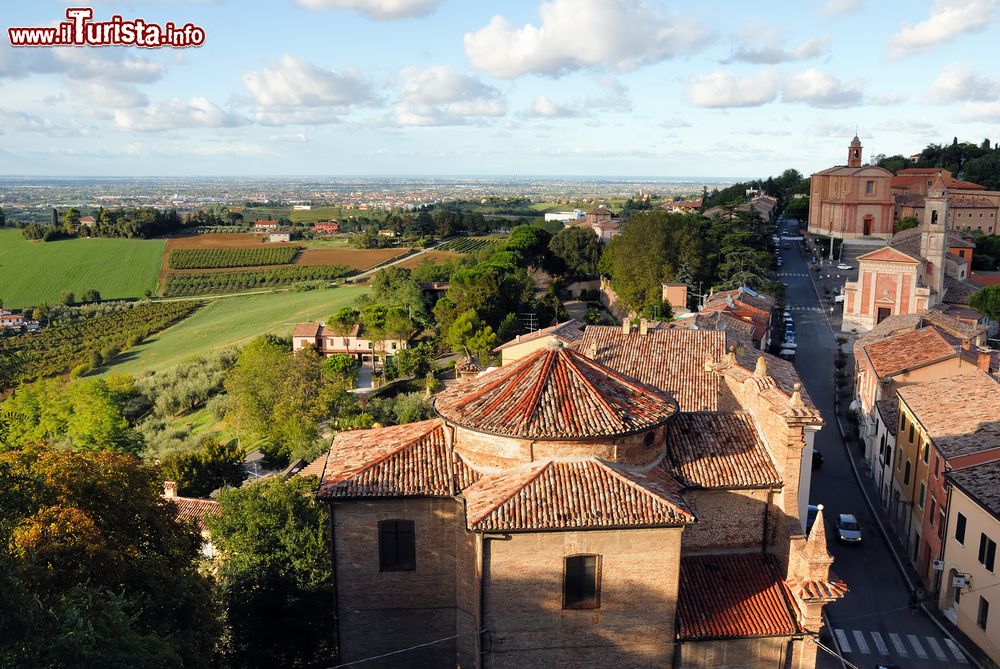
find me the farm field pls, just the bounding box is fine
[295,247,409,269]
[436,235,507,254]
[168,247,298,269]
[0,228,164,308]
[396,250,465,269]
[103,285,369,376]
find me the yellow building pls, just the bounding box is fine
[808,136,895,239]
[890,395,933,568]
[939,460,1000,664]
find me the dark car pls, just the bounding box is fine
[812,449,824,468]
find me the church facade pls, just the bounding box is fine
[808,136,895,239]
[308,326,845,668]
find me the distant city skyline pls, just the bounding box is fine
[1,0,997,177]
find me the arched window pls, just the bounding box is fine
[378,519,415,572]
[563,554,601,609]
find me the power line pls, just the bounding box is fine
[331,628,485,668]
[807,632,863,669]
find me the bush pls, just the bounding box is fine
[160,437,245,497]
[70,363,91,378]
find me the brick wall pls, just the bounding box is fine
[677,637,801,669]
[454,425,663,469]
[681,489,771,551]
[332,497,464,668]
[482,527,682,669]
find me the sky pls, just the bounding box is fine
[0,0,998,178]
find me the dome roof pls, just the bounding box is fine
[434,342,679,440]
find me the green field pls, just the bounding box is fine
[0,228,165,308]
[103,285,368,375]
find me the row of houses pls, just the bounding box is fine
[854,312,1000,662]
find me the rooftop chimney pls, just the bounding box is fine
[622,318,631,335]
[961,339,970,351]
[639,319,649,336]
[163,481,178,498]
[978,350,992,373]
[587,340,598,359]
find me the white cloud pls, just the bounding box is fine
[293,0,442,20]
[926,62,1000,102]
[956,101,1000,122]
[782,69,863,108]
[526,96,580,118]
[820,0,861,16]
[242,55,376,126]
[0,109,91,137]
[585,75,631,112]
[70,81,148,108]
[725,36,828,64]
[660,118,690,128]
[268,132,309,142]
[874,120,939,136]
[464,0,710,79]
[0,43,165,82]
[687,68,781,108]
[886,0,998,59]
[113,97,245,132]
[870,91,908,105]
[812,122,861,138]
[393,65,506,126]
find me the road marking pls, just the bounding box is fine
[853,630,870,654]
[926,636,948,661]
[908,634,928,659]
[870,631,889,656]
[888,633,908,657]
[834,629,852,653]
[945,638,968,663]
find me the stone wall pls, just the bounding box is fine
[677,636,802,669]
[482,527,682,669]
[681,488,772,551]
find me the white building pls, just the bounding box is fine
[544,209,585,223]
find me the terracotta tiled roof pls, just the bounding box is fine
[943,276,980,305]
[705,287,775,313]
[786,576,849,601]
[297,452,329,479]
[574,327,725,411]
[462,458,694,532]
[493,319,584,351]
[434,344,678,440]
[875,399,899,436]
[898,373,1000,459]
[892,227,974,248]
[854,312,923,355]
[167,497,219,530]
[677,553,800,640]
[813,165,892,177]
[857,244,923,264]
[920,309,986,341]
[949,459,1000,520]
[292,322,321,338]
[317,420,479,499]
[665,412,781,489]
[863,327,957,378]
[731,347,816,410]
[949,196,995,207]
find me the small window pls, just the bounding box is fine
[866,180,874,194]
[978,597,990,630]
[934,456,940,479]
[921,440,929,464]
[930,497,936,520]
[900,414,907,433]
[904,461,911,486]
[938,510,947,541]
[564,555,601,609]
[909,424,915,443]
[979,534,997,572]
[379,520,416,571]
[918,483,925,508]
[956,513,967,544]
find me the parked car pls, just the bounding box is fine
[812,449,824,468]
[837,263,854,270]
[836,514,863,544]
[783,242,791,249]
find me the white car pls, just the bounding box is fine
[837,263,854,270]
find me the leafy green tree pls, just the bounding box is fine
[0,444,220,668]
[59,291,75,306]
[370,266,428,322]
[61,208,81,234]
[81,288,101,303]
[971,285,1000,322]
[445,309,480,353]
[0,206,6,226]
[322,353,356,386]
[205,477,335,669]
[466,325,498,363]
[501,225,551,268]
[160,437,245,497]
[896,216,920,232]
[964,152,1000,191]
[548,226,602,277]
[328,306,360,335]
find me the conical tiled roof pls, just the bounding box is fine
[434,342,679,439]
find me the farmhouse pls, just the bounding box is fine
[313,222,340,234]
[0,310,26,329]
[253,219,279,231]
[268,232,291,243]
[291,322,408,362]
[307,325,843,668]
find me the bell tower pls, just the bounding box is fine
[847,134,863,168]
[921,174,949,301]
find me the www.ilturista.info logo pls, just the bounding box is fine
[8,8,205,48]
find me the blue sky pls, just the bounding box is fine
[0,0,998,177]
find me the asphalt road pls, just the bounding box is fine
[777,223,970,669]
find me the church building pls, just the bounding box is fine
[308,325,845,668]
[808,136,895,239]
[842,175,982,332]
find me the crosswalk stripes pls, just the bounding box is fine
[926,636,948,662]
[870,631,889,656]
[908,633,929,660]
[834,629,852,653]
[832,629,968,663]
[852,630,870,655]
[888,632,908,657]
[945,638,969,663]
